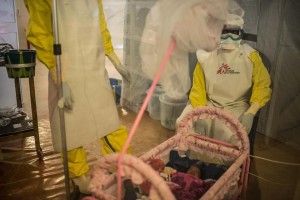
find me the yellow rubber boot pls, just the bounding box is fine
[65,147,90,194]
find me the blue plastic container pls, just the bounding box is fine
[109,78,122,104]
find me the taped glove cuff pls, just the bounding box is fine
[107,51,122,68]
[49,67,57,84]
[245,102,260,115]
[50,67,65,84]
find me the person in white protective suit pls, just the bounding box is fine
[140,0,230,100]
[24,0,131,194]
[176,13,272,145]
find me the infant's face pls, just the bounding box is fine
[187,165,201,178]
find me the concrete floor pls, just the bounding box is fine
[0,1,299,199]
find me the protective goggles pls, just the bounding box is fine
[221,28,244,40]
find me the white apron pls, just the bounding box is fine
[195,45,253,144]
[49,0,120,152]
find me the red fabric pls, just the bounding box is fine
[170,172,210,200]
[149,158,165,172]
[140,158,165,195]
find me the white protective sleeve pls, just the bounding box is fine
[140,0,244,99]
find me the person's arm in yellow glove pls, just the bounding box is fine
[24,0,57,83]
[25,0,73,111]
[98,0,130,83]
[106,51,130,84]
[189,62,207,108]
[239,51,272,133]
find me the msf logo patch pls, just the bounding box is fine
[217,63,240,74]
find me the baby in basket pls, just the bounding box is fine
[135,150,228,200]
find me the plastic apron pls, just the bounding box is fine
[49,0,120,152]
[195,46,253,144]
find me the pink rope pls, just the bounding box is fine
[116,38,176,200]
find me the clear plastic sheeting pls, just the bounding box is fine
[122,0,156,113]
[124,0,244,105]
[123,0,244,111]
[122,0,300,150]
[140,0,230,100]
[121,0,300,198]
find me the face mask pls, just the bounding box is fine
[220,36,241,50]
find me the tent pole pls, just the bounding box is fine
[51,1,71,199]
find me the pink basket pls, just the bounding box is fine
[89,107,250,200]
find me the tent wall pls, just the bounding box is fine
[237,0,300,150]
[256,0,300,150]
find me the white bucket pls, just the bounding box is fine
[147,85,164,120]
[159,94,188,130]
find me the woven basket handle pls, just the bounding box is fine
[176,106,249,152]
[90,153,176,200]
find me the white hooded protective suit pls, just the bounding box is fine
[25,0,120,151]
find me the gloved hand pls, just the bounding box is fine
[107,52,131,84]
[239,102,261,133]
[58,82,74,111]
[238,113,254,133]
[115,64,131,84]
